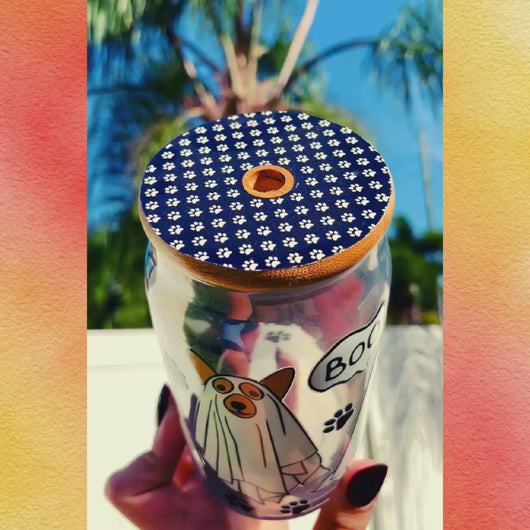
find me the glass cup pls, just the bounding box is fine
[143,236,391,519]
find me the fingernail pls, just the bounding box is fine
[346,464,388,508]
[157,384,171,426]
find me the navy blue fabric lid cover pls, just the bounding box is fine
[140,111,393,272]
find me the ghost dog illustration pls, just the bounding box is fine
[191,351,328,504]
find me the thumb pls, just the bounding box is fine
[314,460,387,530]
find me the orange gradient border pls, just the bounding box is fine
[1,0,530,528]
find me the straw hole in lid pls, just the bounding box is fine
[242,165,295,198]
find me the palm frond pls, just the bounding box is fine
[187,0,241,37]
[88,0,187,44]
[274,0,320,94]
[370,1,443,110]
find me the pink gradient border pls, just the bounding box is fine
[0,0,86,527]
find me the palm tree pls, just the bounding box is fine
[87,0,442,328]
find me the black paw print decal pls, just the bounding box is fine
[226,492,254,513]
[265,331,291,343]
[280,499,310,515]
[323,403,354,433]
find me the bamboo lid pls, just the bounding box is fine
[139,111,394,291]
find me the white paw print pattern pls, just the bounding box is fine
[170,240,185,250]
[239,244,254,255]
[140,111,393,270]
[287,252,303,264]
[265,256,281,268]
[261,240,276,251]
[283,237,298,248]
[214,232,229,243]
[236,229,250,239]
[242,259,259,271]
[145,201,159,210]
[310,248,326,261]
[168,225,183,235]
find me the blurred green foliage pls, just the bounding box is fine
[388,216,442,324]
[88,208,151,328]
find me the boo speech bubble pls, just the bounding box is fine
[308,302,387,392]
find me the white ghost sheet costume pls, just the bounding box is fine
[194,369,326,503]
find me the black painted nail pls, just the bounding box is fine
[157,384,170,427]
[346,464,387,508]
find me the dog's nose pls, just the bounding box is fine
[224,394,257,418]
[231,401,246,411]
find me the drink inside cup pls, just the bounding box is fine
[140,111,394,519]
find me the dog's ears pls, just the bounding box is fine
[190,349,295,396]
[260,367,295,400]
[190,350,216,383]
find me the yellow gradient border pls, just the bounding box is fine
[444,0,530,527]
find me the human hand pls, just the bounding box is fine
[105,386,387,530]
